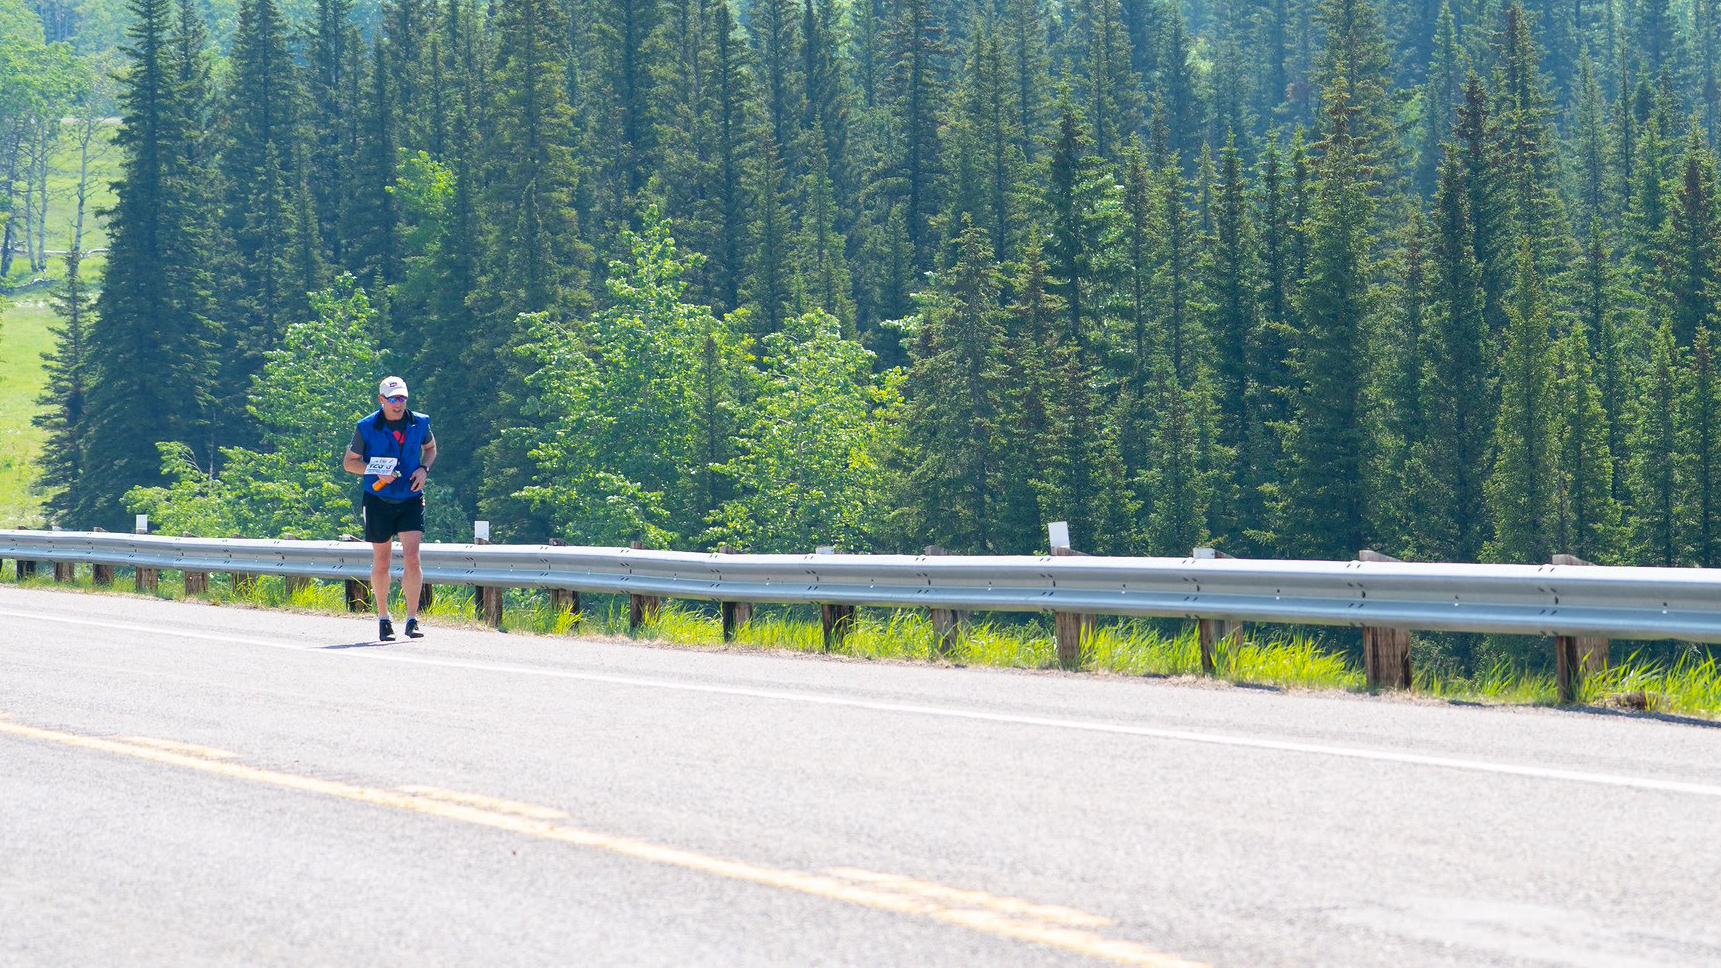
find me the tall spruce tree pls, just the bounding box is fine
[35,250,95,525]
[900,221,1008,551]
[80,0,221,528]
[1485,237,1557,564]
[1679,326,1721,565]
[1658,129,1720,348]
[1631,323,1682,564]
[215,0,310,449]
[1409,153,1493,562]
[1551,327,1623,560]
[471,0,591,533]
[1278,79,1377,559]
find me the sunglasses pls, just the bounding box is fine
[383,395,407,403]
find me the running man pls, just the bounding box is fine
[342,376,436,641]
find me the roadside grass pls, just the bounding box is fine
[6,564,1718,719]
[0,297,57,528]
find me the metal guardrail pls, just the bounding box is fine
[4,529,1721,643]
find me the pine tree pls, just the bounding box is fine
[1278,79,1377,559]
[900,221,1008,551]
[1002,0,1053,162]
[1581,223,1639,509]
[996,240,1060,549]
[347,40,399,289]
[471,0,591,533]
[951,25,1026,265]
[1633,0,1684,83]
[1455,74,1513,335]
[1658,129,1720,348]
[1551,327,1623,561]
[588,0,665,225]
[746,132,795,339]
[1158,4,1203,164]
[1409,153,1491,562]
[382,0,437,152]
[81,0,222,527]
[1044,106,1123,355]
[34,249,95,525]
[883,0,949,273]
[215,0,310,448]
[1247,134,1298,551]
[1630,323,1681,564]
[794,128,854,329]
[1678,326,1721,565]
[1414,2,1461,197]
[1139,350,1218,553]
[305,0,356,267]
[1313,0,1400,192]
[1485,237,1557,564]
[1036,342,1140,554]
[703,0,754,314]
[1207,135,1256,537]
[1570,54,1610,233]
[1493,3,1569,275]
[1076,0,1143,159]
[1373,202,1427,553]
[800,0,853,220]
[751,0,803,155]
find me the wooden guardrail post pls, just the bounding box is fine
[91,526,113,585]
[718,543,750,642]
[1193,547,1240,674]
[475,521,502,627]
[925,545,967,655]
[1048,522,1092,670]
[816,545,856,650]
[279,534,309,598]
[229,533,256,596]
[133,515,158,593]
[340,534,372,612]
[1552,554,1609,703]
[546,538,579,623]
[627,539,663,631]
[1357,549,1413,689]
[181,532,208,595]
[50,526,74,582]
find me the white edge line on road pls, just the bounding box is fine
[5,606,1720,800]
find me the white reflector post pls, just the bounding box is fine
[473,520,490,542]
[135,514,149,535]
[1047,521,1070,550]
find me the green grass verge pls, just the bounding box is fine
[10,563,1716,720]
[0,296,55,527]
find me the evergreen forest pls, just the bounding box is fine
[9,0,1721,595]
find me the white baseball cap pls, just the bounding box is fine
[378,376,409,398]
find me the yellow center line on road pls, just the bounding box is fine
[0,717,1208,968]
[823,867,1117,928]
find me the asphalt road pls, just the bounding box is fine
[2,585,1719,967]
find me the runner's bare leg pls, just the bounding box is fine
[400,531,423,619]
[370,541,392,617]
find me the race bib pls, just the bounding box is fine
[365,457,399,477]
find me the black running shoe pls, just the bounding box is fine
[404,617,423,639]
[378,617,396,641]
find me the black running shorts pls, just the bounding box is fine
[362,493,425,543]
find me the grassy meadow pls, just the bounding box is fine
[0,296,54,527]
